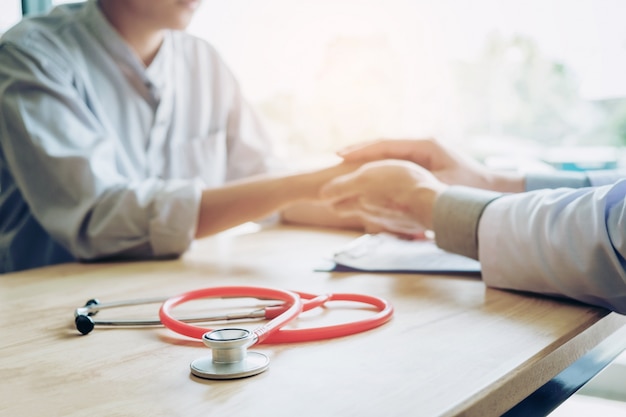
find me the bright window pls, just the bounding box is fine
[188,0,626,167]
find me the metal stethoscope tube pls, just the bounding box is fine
[73,297,268,335]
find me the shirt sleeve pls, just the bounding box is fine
[525,169,626,190]
[433,186,501,260]
[0,42,201,260]
[478,182,626,314]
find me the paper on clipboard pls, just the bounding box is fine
[329,233,481,274]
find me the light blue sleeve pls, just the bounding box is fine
[478,181,626,314]
[525,169,626,190]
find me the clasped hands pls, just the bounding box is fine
[318,138,524,238]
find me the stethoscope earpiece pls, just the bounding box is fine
[84,299,100,315]
[75,314,96,335]
[74,299,100,335]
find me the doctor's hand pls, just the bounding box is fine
[319,160,448,238]
[337,138,524,193]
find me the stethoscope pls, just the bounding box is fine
[74,285,393,380]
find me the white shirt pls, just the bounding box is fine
[479,171,626,313]
[0,1,277,272]
[434,170,626,313]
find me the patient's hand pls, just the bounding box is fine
[293,161,364,201]
[319,159,448,237]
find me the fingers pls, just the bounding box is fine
[337,139,415,161]
[335,140,381,159]
[356,207,428,236]
[364,219,427,240]
[363,221,385,235]
[337,138,436,166]
[325,191,429,237]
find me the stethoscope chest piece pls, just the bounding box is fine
[190,328,269,380]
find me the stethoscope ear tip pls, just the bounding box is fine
[75,315,95,335]
[84,299,100,316]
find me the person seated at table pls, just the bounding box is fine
[320,138,626,314]
[0,0,363,273]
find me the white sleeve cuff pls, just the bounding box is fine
[149,179,203,257]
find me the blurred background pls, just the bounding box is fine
[186,0,626,166]
[5,0,626,170]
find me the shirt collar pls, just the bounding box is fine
[145,32,172,93]
[82,0,172,93]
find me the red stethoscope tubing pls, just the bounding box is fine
[158,286,394,344]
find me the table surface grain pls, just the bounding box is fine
[2,225,625,417]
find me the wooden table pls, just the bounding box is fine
[2,225,625,417]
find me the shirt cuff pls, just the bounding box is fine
[525,172,590,191]
[587,169,626,187]
[433,186,502,260]
[149,179,203,257]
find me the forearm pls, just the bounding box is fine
[195,175,300,237]
[484,170,526,193]
[195,163,361,237]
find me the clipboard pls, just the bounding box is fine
[322,233,481,274]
